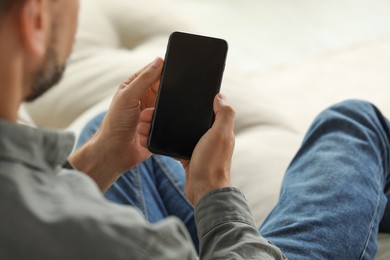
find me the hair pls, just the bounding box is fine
[0,0,22,18]
[0,0,57,16]
[0,0,12,8]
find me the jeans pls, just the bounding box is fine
[259,100,390,259]
[77,100,390,259]
[76,114,199,252]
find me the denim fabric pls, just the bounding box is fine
[76,113,199,252]
[77,100,390,259]
[260,100,390,259]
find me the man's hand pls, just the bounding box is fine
[69,58,163,191]
[138,93,236,205]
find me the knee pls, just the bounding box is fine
[308,99,389,143]
[314,99,381,129]
[329,99,376,115]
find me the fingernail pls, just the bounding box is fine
[151,57,162,68]
[218,93,227,101]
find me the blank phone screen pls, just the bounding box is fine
[148,32,228,159]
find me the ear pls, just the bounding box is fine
[19,0,47,58]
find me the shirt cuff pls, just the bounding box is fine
[62,160,75,170]
[194,187,257,238]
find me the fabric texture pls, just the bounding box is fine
[259,100,390,259]
[0,119,286,259]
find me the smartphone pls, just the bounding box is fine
[148,31,228,160]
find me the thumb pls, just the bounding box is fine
[123,57,163,98]
[212,93,235,133]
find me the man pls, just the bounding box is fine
[0,0,388,259]
[0,0,284,259]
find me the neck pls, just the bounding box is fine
[0,56,24,123]
[0,16,27,123]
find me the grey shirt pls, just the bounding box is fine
[0,119,285,259]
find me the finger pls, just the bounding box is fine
[150,79,160,94]
[137,122,151,137]
[140,81,160,110]
[139,135,148,149]
[139,108,155,123]
[212,93,235,133]
[184,170,191,201]
[118,66,149,91]
[179,159,189,169]
[138,108,155,140]
[139,134,148,146]
[118,58,162,90]
[123,62,152,85]
[124,57,163,98]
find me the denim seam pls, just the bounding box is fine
[153,156,194,211]
[359,103,390,259]
[136,166,149,221]
[359,158,384,259]
[360,107,390,258]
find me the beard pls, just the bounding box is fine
[25,32,66,102]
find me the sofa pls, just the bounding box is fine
[22,0,390,258]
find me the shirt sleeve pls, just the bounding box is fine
[55,170,285,260]
[54,169,199,260]
[195,187,287,259]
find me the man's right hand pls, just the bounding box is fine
[69,58,163,191]
[138,93,236,205]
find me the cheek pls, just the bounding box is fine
[66,2,79,54]
[56,2,79,62]
[69,0,79,41]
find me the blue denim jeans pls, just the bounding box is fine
[77,100,389,259]
[259,100,390,259]
[76,114,199,252]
